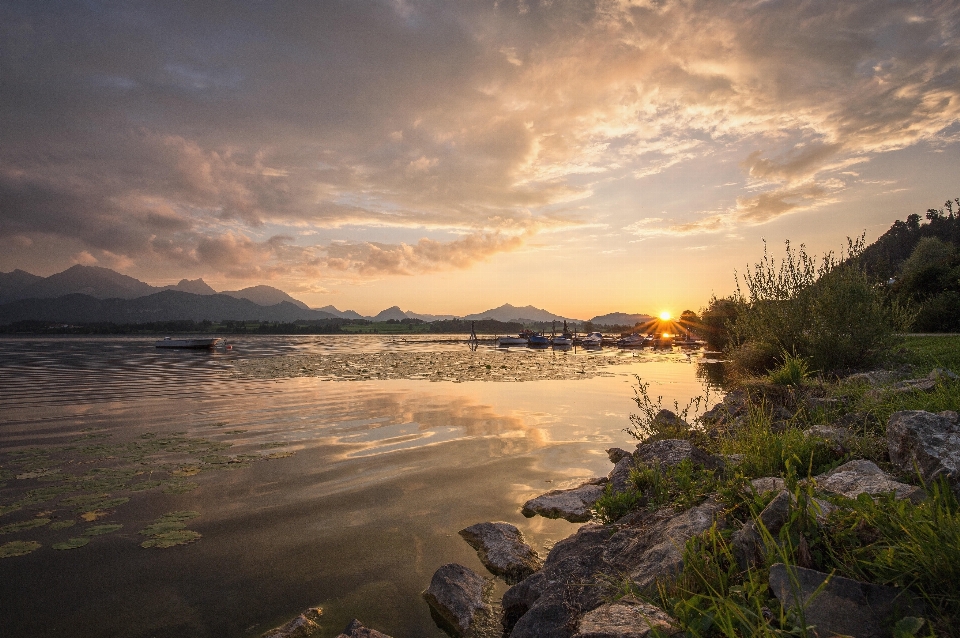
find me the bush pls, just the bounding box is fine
[728,238,900,373]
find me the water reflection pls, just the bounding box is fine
[0,336,717,638]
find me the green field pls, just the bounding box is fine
[901,334,960,370]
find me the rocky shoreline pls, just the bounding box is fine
[264,366,960,638]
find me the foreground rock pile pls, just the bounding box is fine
[230,350,633,382]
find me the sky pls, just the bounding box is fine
[1,0,960,319]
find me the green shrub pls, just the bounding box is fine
[768,351,813,387]
[728,238,900,373]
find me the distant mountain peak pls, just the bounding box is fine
[170,278,216,295]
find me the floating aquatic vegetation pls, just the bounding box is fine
[82,524,122,536]
[230,349,635,382]
[0,518,50,534]
[18,485,71,505]
[15,468,60,480]
[140,512,201,548]
[0,504,22,517]
[52,537,89,550]
[80,510,109,522]
[260,442,287,449]
[263,451,295,459]
[141,530,201,548]
[49,520,75,530]
[0,540,41,558]
[162,481,198,494]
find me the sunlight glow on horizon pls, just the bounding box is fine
[659,311,672,321]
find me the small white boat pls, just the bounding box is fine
[581,332,603,347]
[155,337,224,349]
[552,334,573,347]
[497,334,528,346]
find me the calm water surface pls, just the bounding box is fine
[0,335,718,638]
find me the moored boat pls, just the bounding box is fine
[527,333,550,347]
[581,332,603,347]
[497,334,529,346]
[155,337,224,349]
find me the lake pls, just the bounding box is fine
[0,335,720,638]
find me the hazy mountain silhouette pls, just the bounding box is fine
[12,265,156,301]
[220,285,309,309]
[0,269,45,304]
[588,312,654,327]
[462,303,578,323]
[0,291,338,325]
[167,278,217,295]
[316,305,365,320]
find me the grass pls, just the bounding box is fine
[605,359,960,637]
[901,335,960,371]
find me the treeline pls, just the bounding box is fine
[0,317,528,336]
[698,197,960,374]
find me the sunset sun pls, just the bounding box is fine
[659,311,672,321]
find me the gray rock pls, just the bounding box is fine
[521,480,608,523]
[503,524,613,638]
[651,409,690,435]
[731,490,793,570]
[606,448,632,464]
[805,424,853,446]
[844,370,897,386]
[608,456,636,494]
[572,597,678,637]
[422,563,491,637]
[603,501,723,590]
[929,367,959,381]
[335,619,394,638]
[262,608,324,638]
[816,459,924,503]
[458,522,542,584]
[889,378,937,394]
[769,563,923,638]
[939,410,959,424]
[634,439,724,472]
[751,476,786,494]
[887,410,960,497]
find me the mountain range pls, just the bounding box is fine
[0,266,652,326]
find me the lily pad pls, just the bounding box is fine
[0,540,41,558]
[263,451,295,459]
[140,529,201,548]
[163,481,198,494]
[50,520,76,530]
[0,518,51,535]
[0,504,23,517]
[82,523,123,536]
[52,537,89,550]
[138,520,186,536]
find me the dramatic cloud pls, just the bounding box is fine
[324,231,525,276]
[1,0,959,293]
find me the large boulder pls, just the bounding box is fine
[502,524,613,638]
[607,456,636,494]
[521,479,607,523]
[423,563,492,637]
[459,522,542,584]
[633,439,724,472]
[335,619,394,638]
[887,410,960,497]
[262,608,324,638]
[731,490,793,570]
[602,501,723,591]
[572,597,679,638]
[769,564,923,638]
[815,459,924,503]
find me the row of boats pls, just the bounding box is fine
[495,329,704,349]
